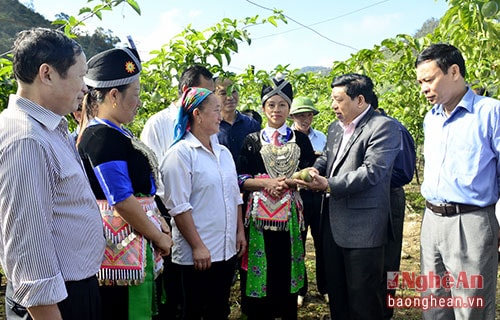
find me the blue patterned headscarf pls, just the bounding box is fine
[171,87,213,146]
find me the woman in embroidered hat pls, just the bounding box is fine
[160,87,247,319]
[77,46,173,320]
[236,75,316,319]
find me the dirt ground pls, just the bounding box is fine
[0,210,424,320]
[229,192,500,319]
[1,195,498,319]
[228,207,424,320]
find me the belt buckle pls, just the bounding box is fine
[443,204,452,215]
[441,203,457,216]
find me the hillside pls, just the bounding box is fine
[0,0,119,59]
[0,0,52,55]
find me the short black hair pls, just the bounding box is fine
[178,65,213,96]
[13,27,83,84]
[331,73,376,103]
[241,108,262,126]
[415,43,466,78]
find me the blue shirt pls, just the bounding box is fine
[389,118,416,188]
[217,110,261,161]
[291,124,326,152]
[421,88,500,206]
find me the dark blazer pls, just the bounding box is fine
[314,107,400,249]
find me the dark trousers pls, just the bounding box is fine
[380,187,406,319]
[298,190,327,297]
[158,255,182,319]
[322,213,384,320]
[6,276,101,320]
[177,256,236,320]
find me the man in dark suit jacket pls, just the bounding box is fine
[295,73,400,320]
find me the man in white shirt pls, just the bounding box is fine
[141,65,215,161]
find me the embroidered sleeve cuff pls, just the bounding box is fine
[238,174,252,189]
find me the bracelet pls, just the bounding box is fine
[325,184,331,194]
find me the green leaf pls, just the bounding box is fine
[268,16,277,27]
[78,7,92,14]
[126,0,141,15]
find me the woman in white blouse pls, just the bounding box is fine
[160,87,246,320]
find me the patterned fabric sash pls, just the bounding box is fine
[245,174,304,231]
[97,197,163,286]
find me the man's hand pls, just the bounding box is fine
[294,168,329,192]
[264,176,288,198]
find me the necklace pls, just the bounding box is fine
[259,130,300,178]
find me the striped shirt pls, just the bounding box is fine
[0,95,106,307]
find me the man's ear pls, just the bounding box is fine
[357,94,366,106]
[39,63,52,84]
[450,64,460,79]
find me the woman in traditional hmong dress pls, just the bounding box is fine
[237,76,316,320]
[77,47,172,320]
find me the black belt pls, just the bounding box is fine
[425,201,482,216]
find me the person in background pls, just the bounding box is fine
[472,86,490,97]
[141,65,215,161]
[160,87,246,319]
[70,103,83,143]
[78,46,173,320]
[214,76,261,161]
[242,108,263,127]
[295,73,400,320]
[140,65,215,318]
[237,76,316,320]
[288,96,328,307]
[289,96,326,155]
[372,96,416,320]
[415,43,500,320]
[0,27,105,320]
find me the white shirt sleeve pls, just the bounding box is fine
[160,142,193,216]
